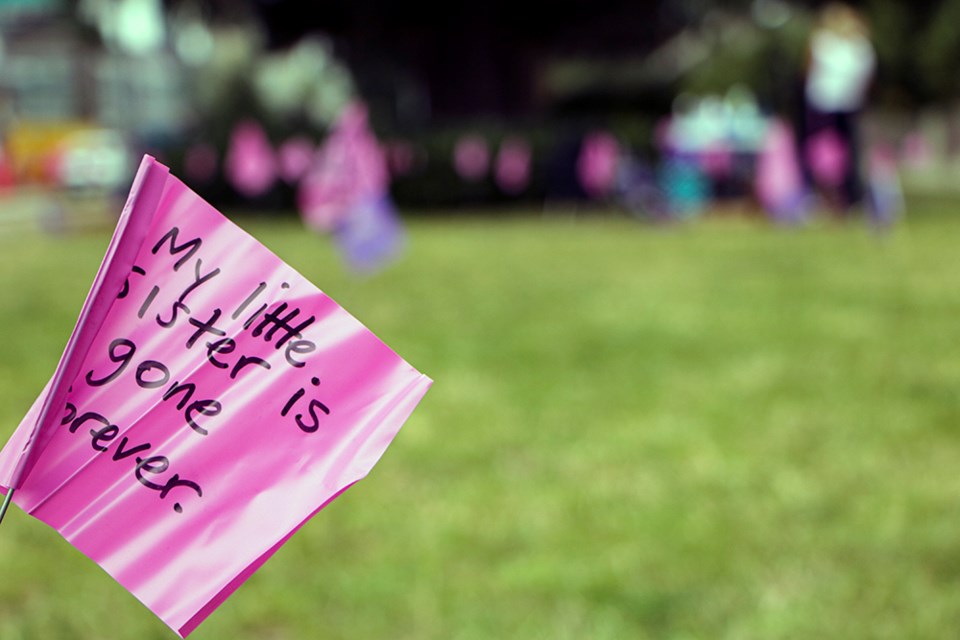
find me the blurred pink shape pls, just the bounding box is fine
[297,102,390,232]
[805,128,848,187]
[453,135,490,181]
[386,140,417,177]
[901,131,933,168]
[577,131,620,199]
[869,144,897,173]
[183,143,218,183]
[0,160,13,189]
[654,117,674,151]
[225,119,277,197]
[755,119,805,220]
[699,144,733,178]
[867,143,904,224]
[278,136,315,184]
[494,137,532,194]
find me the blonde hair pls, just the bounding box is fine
[819,2,870,38]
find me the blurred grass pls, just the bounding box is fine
[2,200,960,639]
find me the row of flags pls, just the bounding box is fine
[213,103,405,274]
[211,121,540,199]
[754,119,904,225]
[207,116,624,206]
[190,105,902,272]
[450,134,535,194]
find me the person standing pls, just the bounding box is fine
[799,2,876,212]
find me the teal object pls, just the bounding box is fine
[660,155,708,218]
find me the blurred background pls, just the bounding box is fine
[0,0,953,219]
[4,1,960,639]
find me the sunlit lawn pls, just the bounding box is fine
[2,197,960,639]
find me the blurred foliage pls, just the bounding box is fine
[671,0,960,111]
[678,11,811,115]
[829,0,960,107]
[148,0,960,210]
[909,0,960,104]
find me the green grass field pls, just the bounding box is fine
[2,199,960,639]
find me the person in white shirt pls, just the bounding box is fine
[798,2,876,212]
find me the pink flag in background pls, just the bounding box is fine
[755,119,806,222]
[453,134,490,182]
[698,143,733,179]
[577,131,620,199]
[495,137,532,194]
[277,136,315,184]
[805,128,848,188]
[0,156,432,637]
[297,102,389,232]
[225,119,277,197]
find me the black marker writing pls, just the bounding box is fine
[232,282,267,320]
[281,376,330,433]
[152,227,201,271]
[84,337,224,436]
[60,403,203,513]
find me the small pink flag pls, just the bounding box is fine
[0,155,432,637]
[224,119,278,197]
[298,102,389,232]
[755,119,806,222]
[277,136,315,184]
[495,137,532,194]
[453,134,490,182]
[577,131,620,199]
[805,128,848,188]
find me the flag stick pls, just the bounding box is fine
[0,488,14,527]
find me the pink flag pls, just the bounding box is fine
[755,119,806,222]
[495,137,532,194]
[577,131,620,199]
[277,135,315,184]
[0,155,432,637]
[224,119,278,197]
[298,102,389,232]
[453,134,490,182]
[805,128,848,188]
